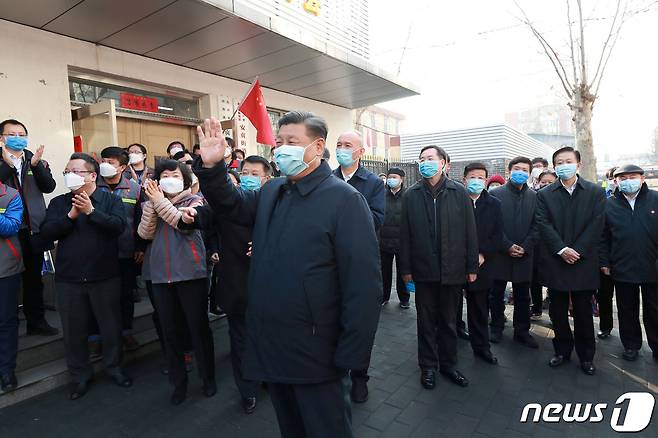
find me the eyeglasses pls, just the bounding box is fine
[62,170,93,176]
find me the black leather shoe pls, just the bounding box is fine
[597,329,612,339]
[514,333,539,349]
[202,380,217,397]
[1,372,18,393]
[26,320,59,336]
[490,331,502,344]
[242,397,257,414]
[69,381,90,400]
[457,327,470,341]
[474,350,498,365]
[548,355,569,368]
[351,378,368,403]
[110,372,133,388]
[580,362,596,375]
[622,349,639,361]
[420,369,436,389]
[440,369,469,387]
[171,383,187,405]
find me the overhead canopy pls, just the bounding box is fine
[0,0,418,108]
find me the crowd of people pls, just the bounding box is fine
[0,112,657,438]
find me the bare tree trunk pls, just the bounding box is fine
[570,85,597,181]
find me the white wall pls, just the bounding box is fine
[0,20,350,198]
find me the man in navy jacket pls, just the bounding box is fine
[185,113,381,438]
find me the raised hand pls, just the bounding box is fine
[179,206,197,224]
[73,192,93,215]
[144,179,165,203]
[31,145,45,167]
[197,118,228,168]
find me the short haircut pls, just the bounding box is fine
[167,141,185,154]
[508,156,532,171]
[445,152,451,163]
[463,162,489,178]
[172,151,192,161]
[0,119,28,135]
[70,152,99,175]
[419,145,448,161]
[538,170,557,182]
[552,146,581,166]
[100,146,129,166]
[234,149,246,159]
[154,159,193,190]
[225,137,235,149]
[243,155,272,176]
[532,157,549,167]
[192,143,200,151]
[605,166,618,179]
[278,111,328,140]
[322,147,331,160]
[127,143,147,155]
[228,169,241,183]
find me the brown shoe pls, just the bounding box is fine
[123,335,140,352]
[89,340,102,359]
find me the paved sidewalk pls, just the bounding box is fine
[1,295,656,438]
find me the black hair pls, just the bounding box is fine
[508,156,532,171]
[445,152,451,163]
[228,169,241,184]
[605,166,618,179]
[0,119,28,136]
[278,111,328,140]
[552,146,581,166]
[192,143,200,152]
[234,149,246,160]
[154,159,193,190]
[322,147,331,160]
[531,157,549,167]
[128,143,147,155]
[538,170,557,182]
[172,150,192,161]
[225,137,235,149]
[243,155,272,176]
[463,162,489,178]
[101,146,129,166]
[418,145,448,161]
[167,141,185,154]
[70,152,99,175]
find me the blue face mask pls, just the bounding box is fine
[510,170,529,185]
[419,160,440,179]
[240,175,261,191]
[618,178,642,194]
[4,136,28,151]
[336,148,356,167]
[555,163,578,180]
[386,178,400,189]
[274,142,316,177]
[466,178,486,195]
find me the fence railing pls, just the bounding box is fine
[361,157,421,187]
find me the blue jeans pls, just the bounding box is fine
[0,274,22,374]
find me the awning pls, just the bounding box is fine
[0,0,418,108]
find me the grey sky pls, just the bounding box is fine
[370,0,658,159]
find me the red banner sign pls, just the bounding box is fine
[120,92,159,113]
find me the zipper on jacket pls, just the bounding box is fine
[433,198,438,238]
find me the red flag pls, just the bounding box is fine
[238,79,276,146]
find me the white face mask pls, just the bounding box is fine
[129,153,144,165]
[224,146,232,159]
[159,177,184,194]
[170,146,184,157]
[64,172,86,191]
[99,162,118,178]
[531,167,543,179]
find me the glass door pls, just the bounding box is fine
[71,99,118,156]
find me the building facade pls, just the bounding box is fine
[355,106,405,160]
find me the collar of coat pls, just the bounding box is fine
[505,181,529,194]
[97,174,133,192]
[410,176,459,193]
[293,160,333,197]
[550,175,585,192]
[332,163,368,181]
[612,182,649,204]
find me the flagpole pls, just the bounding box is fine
[229,77,259,121]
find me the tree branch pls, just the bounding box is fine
[590,0,623,88]
[576,0,587,84]
[566,0,579,85]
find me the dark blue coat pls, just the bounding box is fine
[468,190,505,291]
[193,160,382,384]
[600,184,658,284]
[333,165,386,232]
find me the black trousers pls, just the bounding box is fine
[18,230,46,325]
[597,272,615,332]
[227,314,258,399]
[548,289,596,362]
[56,278,123,383]
[269,377,353,438]
[380,251,410,304]
[615,282,658,353]
[146,280,192,356]
[152,279,215,387]
[490,281,531,335]
[456,291,466,330]
[415,282,458,371]
[88,258,136,337]
[466,288,491,353]
[530,261,543,313]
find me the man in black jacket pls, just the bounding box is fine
[600,164,658,362]
[489,156,539,348]
[462,163,504,365]
[185,113,381,438]
[40,153,131,400]
[0,119,58,336]
[399,145,478,389]
[380,167,409,309]
[536,146,605,375]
